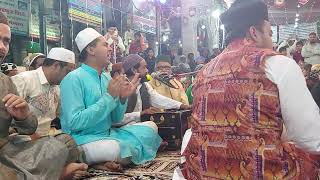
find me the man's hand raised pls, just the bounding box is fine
[2,94,30,121]
[108,75,122,98]
[119,73,140,98]
[141,107,161,116]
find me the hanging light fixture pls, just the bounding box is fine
[212,9,221,18]
[159,0,167,4]
[298,0,310,6]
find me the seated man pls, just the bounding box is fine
[60,28,162,170]
[302,32,320,65]
[177,55,191,73]
[123,54,190,124]
[0,12,87,180]
[11,48,75,138]
[23,53,46,71]
[149,55,189,105]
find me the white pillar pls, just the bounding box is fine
[181,0,199,55]
[181,0,221,54]
[210,17,220,49]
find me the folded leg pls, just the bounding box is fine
[81,139,130,166]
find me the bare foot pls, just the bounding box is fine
[91,161,123,172]
[60,163,89,180]
[158,141,168,152]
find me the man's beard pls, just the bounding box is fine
[0,55,6,64]
[140,75,148,83]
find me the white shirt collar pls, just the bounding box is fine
[36,67,49,85]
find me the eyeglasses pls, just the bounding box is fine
[157,65,171,70]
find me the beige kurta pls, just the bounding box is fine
[149,78,189,105]
[0,72,75,180]
[11,67,60,136]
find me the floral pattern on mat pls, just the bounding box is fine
[85,151,180,180]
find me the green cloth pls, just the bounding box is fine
[186,84,193,104]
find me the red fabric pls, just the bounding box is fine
[292,51,304,64]
[182,39,320,179]
[129,42,142,54]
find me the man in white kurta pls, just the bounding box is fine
[11,48,75,137]
[302,32,320,65]
[121,54,190,125]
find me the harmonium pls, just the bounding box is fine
[141,110,192,150]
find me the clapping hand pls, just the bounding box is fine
[2,94,30,121]
[119,73,140,98]
[108,75,122,98]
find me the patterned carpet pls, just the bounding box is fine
[84,151,180,180]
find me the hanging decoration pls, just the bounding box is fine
[274,0,286,8]
[0,0,29,36]
[68,0,102,26]
[29,0,61,42]
[189,7,196,17]
[298,0,310,5]
[305,0,316,23]
[132,0,156,34]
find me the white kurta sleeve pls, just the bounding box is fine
[265,55,320,154]
[302,44,316,58]
[123,112,141,122]
[117,36,126,52]
[315,44,320,55]
[145,83,182,109]
[288,41,296,55]
[11,74,28,98]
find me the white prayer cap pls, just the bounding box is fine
[75,28,103,53]
[47,48,75,64]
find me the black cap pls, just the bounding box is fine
[123,54,144,73]
[108,21,117,28]
[220,0,269,34]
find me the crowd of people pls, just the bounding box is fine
[2,0,320,179]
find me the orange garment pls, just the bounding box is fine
[183,39,319,179]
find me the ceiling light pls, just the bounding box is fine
[212,10,221,18]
